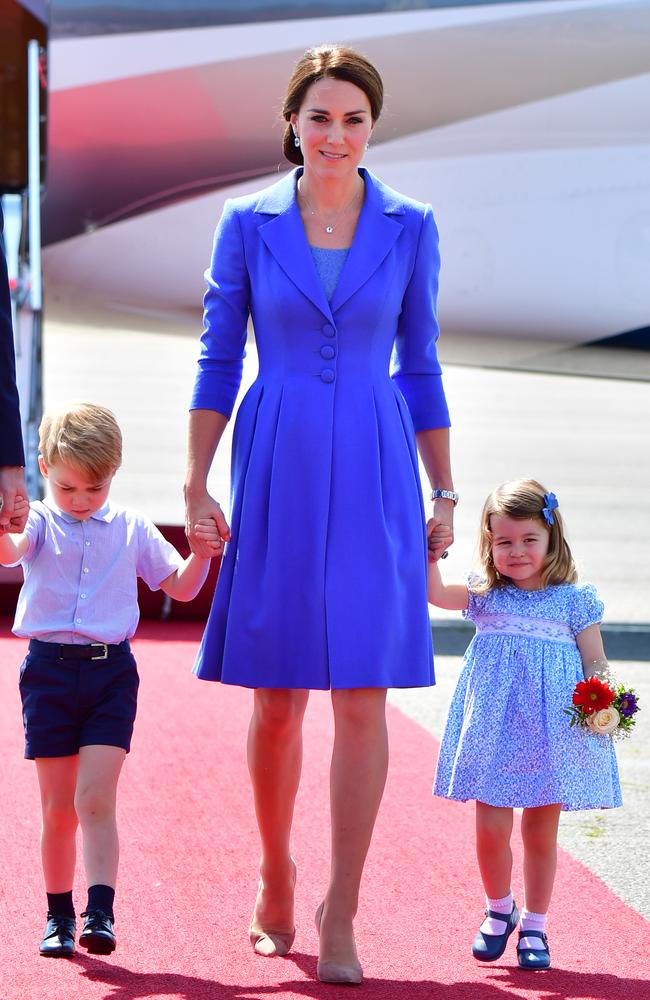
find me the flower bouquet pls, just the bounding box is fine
[565,675,640,738]
[564,675,639,737]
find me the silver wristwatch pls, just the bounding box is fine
[430,489,459,506]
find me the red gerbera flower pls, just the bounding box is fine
[572,676,615,715]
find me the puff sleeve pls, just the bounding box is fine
[390,205,450,431]
[190,200,251,418]
[569,583,605,636]
[462,575,487,624]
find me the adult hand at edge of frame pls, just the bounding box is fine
[0,466,29,532]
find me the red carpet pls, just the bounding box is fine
[0,621,648,1000]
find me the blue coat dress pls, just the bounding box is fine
[191,167,450,689]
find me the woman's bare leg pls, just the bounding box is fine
[247,688,309,954]
[318,687,388,981]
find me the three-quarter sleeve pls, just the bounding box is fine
[390,205,450,431]
[190,200,251,418]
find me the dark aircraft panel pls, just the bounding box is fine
[51,0,549,38]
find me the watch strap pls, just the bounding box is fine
[430,489,459,506]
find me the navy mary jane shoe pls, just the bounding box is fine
[471,902,520,962]
[517,929,551,969]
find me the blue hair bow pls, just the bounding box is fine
[542,492,559,526]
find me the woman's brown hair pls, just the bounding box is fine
[473,478,577,594]
[281,44,384,165]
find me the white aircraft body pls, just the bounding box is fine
[40,0,650,345]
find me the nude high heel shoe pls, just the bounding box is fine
[248,860,296,958]
[315,901,363,985]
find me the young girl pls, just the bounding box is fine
[429,479,621,970]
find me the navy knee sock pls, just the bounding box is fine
[86,884,115,919]
[47,891,75,918]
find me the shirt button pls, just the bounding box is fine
[322,323,335,338]
[320,345,335,360]
[83,567,89,574]
[320,369,335,384]
[80,594,86,599]
[85,541,91,547]
[75,617,82,624]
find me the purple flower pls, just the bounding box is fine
[618,692,638,718]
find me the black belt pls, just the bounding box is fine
[29,639,130,661]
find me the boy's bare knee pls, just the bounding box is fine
[74,786,115,825]
[42,798,77,835]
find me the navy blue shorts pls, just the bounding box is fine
[19,639,139,759]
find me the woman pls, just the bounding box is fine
[184,45,455,985]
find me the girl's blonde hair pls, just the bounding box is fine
[473,478,577,594]
[39,403,122,481]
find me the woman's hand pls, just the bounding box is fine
[426,499,454,561]
[184,489,231,559]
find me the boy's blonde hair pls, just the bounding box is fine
[39,403,122,481]
[473,478,577,594]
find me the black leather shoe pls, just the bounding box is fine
[517,929,551,969]
[471,902,520,962]
[39,912,76,957]
[79,909,116,954]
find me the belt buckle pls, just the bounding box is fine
[90,643,109,660]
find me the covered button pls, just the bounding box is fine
[320,345,335,360]
[320,369,335,384]
[322,323,335,338]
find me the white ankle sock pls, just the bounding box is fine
[519,909,547,950]
[480,892,513,936]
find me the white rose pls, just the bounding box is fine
[587,707,620,735]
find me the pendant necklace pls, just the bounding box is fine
[299,183,361,234]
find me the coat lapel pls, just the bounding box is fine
[330,170,404,313]
[256,170,333,322]
[255,167,405,320]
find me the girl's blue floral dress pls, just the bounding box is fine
[433,581,622,810]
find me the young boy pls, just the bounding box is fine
[0,402,222,958]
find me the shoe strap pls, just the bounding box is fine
[518,929,548,946]
[486,906,516,922]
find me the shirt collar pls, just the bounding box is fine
[43,495,117,524]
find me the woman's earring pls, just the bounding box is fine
[294,134,301,148]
